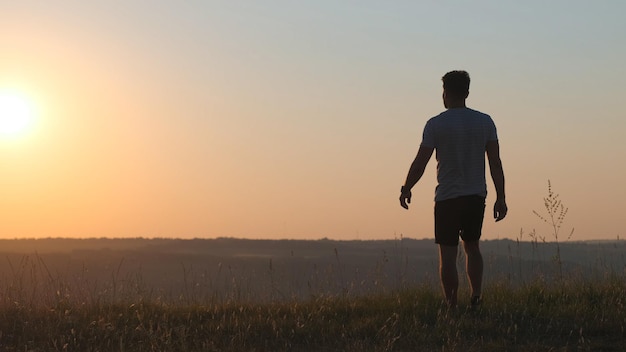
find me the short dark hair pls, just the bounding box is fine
[442,70,470,97]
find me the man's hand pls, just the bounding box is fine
[399,186,412,209]
[493,198,508,222]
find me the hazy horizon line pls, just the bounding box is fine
[0,236,622,243]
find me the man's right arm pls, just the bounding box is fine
[486,140,508,221]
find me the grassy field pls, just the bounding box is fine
[0,262,624,352]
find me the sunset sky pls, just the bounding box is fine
[1,1,625,241]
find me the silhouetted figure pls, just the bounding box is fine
[400,70,507,307]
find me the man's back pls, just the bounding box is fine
[421,107,497,202]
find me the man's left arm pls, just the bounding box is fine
[400,145,434,209]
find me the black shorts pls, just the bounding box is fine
[434,195,486,246]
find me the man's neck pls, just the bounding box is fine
[446,101,466,109]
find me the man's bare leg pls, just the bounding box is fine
[463,240,483,300]
[438,244,459,307]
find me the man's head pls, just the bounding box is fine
[442,70,470,108]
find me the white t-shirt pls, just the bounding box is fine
[421,107,498,202]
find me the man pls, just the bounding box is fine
[399,70,507,308]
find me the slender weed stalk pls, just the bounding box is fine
[533,180,575,280]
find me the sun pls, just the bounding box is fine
[0,92,34,137]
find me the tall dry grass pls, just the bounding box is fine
[0,243,623,351]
